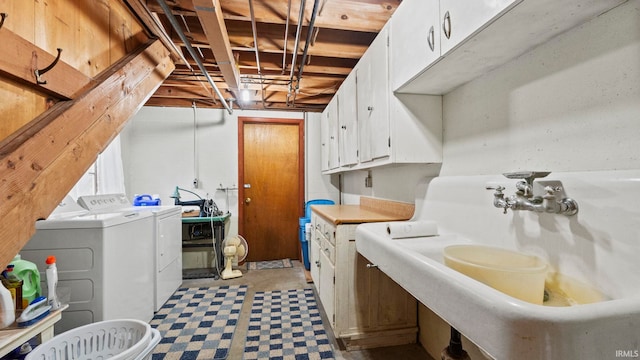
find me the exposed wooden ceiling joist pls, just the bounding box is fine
[192,0,241,96]
[135,0,399,111]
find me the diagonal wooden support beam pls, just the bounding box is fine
[0,27,94,99]
[193,0,241,96]
[123,0,188,66]
[0,39,175,269]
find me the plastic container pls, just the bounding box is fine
[0,282,15,329]
[26,319,161,360]
[45,256,61,310]
[10,254,41,306]
[2,265,24,310]
[443,245,548,304]
[299,199,335,270]
[305,199,335,219]
[133,194,161,206]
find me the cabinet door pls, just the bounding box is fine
[390,0,440,90]
[338,71,358,166]
[357,25,390,163]
[439,0,521,55]
[319,248,335,328]
[320,107,330,171]
[325,96,340,169]
[310,229,321,286]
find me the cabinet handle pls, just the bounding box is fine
[443,11,451,39]
[366,263,378,269]
[367,106,374,111]
[427,25,435,52]
[341,125,347,129]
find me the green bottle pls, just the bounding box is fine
[10,254,41,307]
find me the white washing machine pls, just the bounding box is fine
[21,196,155,334]
[77,195,182,311]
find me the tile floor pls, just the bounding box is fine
[181,260,433,360]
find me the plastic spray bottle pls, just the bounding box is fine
[45,256,61,310]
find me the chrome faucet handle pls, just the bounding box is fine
[543,185,562,194]
[486,185,505,193]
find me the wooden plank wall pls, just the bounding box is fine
[0,0,175,269]
[0,0,146,140]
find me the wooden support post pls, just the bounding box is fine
[0,39,175,269]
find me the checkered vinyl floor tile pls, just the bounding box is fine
[243,288,335,360]
[150,285,247,360]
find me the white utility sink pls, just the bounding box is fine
[356,223,640,358]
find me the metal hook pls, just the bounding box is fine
[35,48,62,85]
[0,13,7,30]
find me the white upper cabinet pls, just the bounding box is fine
[390,0,519,91]
[390,0,440,91]
[320,106,329,172]
[338,71,359,167]
[438,0,520,55]
[324,96,340,170]
[396,0,627,94]
[357,25,390,163]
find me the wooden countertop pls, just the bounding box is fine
[311,197,414,225]
[0,304,68,358]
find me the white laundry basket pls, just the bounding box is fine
[26,319,161,360]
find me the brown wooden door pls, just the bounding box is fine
[238,117,304,262]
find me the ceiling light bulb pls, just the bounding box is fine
[241,88,250,102]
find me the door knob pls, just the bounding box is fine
[245,197,251,204]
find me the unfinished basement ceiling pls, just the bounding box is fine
[133,0,400,112]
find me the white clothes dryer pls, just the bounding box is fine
[124,205,182,311]
[77,194,182,311]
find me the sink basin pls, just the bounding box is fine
[443,245,548,304]
[355,222,640,359]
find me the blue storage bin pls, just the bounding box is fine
[299,199,335,270]
[305,199,335,219]
[133,194,160,206]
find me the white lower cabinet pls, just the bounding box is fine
[311,211,417,350]
[318,243,335,328]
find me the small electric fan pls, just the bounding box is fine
[221,235,248,279]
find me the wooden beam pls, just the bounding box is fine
[123,0,188,66]
[147,0,398,32]
[0,27,94,99]
[0,39,174,269]
[179,21,375,59]
[144,96,326,112]
[192,0,241,94]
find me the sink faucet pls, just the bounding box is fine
[486,171,578,216]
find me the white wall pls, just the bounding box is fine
[341,0,640,204]
[120,107,339,237]
[441,0,640,176]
